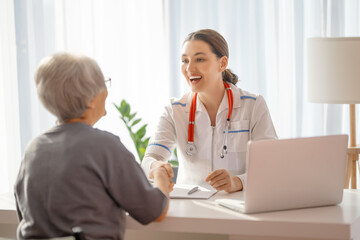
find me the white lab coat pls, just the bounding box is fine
[142,83,277,189]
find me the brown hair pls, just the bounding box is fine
[183,29,238,85]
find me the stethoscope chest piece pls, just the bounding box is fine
[186,142,197,156]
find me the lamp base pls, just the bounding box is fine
[345,145,360,189]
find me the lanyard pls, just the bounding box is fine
[186,81,234,156]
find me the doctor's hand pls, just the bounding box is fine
[205,169,243,193]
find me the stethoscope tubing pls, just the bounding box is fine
[186,81,234,157]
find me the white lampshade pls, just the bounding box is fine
[307,37,360,104]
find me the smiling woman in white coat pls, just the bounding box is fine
[142,29,277,192]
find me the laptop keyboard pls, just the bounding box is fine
[215,198,245,212]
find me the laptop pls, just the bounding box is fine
[216,135,348,214]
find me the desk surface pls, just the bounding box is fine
[1,190,360,240]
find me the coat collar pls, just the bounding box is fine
[185,83,241,115]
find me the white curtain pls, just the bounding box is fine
[1,0,360,193]
[0,0,21,193]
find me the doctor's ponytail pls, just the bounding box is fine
[223,69,238,85]
[183,29,239,85]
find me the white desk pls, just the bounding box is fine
[1,190,360,240]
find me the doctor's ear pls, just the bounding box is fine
[219,56,228,72]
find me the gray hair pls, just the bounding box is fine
[35,53,105,124]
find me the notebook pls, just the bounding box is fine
[216,135,348,214]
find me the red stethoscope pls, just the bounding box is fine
[186,81,234,158]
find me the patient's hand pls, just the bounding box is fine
[151,165,174,222]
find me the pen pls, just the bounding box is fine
[187,186,199,195]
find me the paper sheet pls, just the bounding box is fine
[170,184,217,199]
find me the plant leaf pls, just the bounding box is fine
[174,147,178,159]
[119,100,127,116]
[169,160,179,167]
[124,103,131,117]
[143,137,150,147]
[128,112,137,121]
[131,118,141,127]
[136,125,147,140]
[138,141,147,150]
[139,147,146,156]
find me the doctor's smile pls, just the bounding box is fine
[188,75,202,85]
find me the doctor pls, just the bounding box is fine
[142,29,277,192]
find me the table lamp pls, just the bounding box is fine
[307,37,360,189]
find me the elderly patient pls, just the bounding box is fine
[14,53,173,240]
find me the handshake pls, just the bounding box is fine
[149,162,175,194]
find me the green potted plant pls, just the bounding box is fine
[114,100,149,162]
[114,100,178,181]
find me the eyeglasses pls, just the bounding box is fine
[104,77,112,88]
